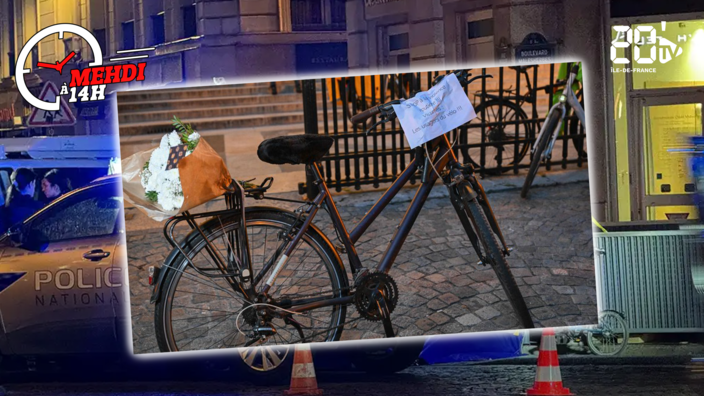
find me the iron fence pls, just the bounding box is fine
[298,63,587,195]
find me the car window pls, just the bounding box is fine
[30,184,121,242]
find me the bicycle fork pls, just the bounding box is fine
[535,105,566,162]
[446,166,510,261]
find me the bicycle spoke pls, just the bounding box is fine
[163,218,346,352]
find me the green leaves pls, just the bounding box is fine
[172,116,198,151]
[145,190,158,202]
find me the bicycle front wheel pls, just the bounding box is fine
[154,210,348,353]
[460,190,534,328]
[520,112,561,198]
[586,310,629,356]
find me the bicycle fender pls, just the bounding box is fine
[457,180,479,202]
[149,206,346,304]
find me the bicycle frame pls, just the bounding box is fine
[260,134,507,313]
[534,69,586,161]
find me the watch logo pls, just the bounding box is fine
[611,23,684,66]
[15,23,151,111]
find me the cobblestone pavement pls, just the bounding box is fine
[126,180,595,354]
[6,364,703,396]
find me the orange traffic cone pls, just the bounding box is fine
[284,343,323,396]
[526,328,572,395]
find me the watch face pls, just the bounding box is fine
[16,24,103,112]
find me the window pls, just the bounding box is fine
[330,0,345,25]
[291,0,346,31]
[122,20,135,50]
[467,18,494,39]
[383,24,410,68]
[93,28,107,58]
[151,13,165,45]
[30,185,121,242]
[389,33,409,52]
[182,4,197,38]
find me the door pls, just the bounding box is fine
[463,9,495,63]
[0,183,123,355]
[630,93,704,220]
[379,24,410,69]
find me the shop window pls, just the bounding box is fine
[291,0,346,31]
[609,19,704,221]
[122,20,135,50]
[151,12,165,45]
[624,20,704,89]
[182,4,197,37]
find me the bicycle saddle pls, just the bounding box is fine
[257,134,334,165]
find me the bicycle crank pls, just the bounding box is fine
[354,271,399,322]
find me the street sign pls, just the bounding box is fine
[27,81,77,126]
[514,33,555,64]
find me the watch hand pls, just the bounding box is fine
[36,52,75,74]
[36,61,62,71]
[55,52,75,74]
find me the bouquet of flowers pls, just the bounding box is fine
[121,117,232,221]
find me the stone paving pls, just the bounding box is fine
[126,179,596,354]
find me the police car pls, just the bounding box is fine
[0,175,127,359]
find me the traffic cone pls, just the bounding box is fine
[526,328,572,395]
[284,343,323,396]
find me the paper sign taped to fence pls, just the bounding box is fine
[392,73,476,149]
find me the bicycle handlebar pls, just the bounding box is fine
[350,106,381,125]
[350,70,492,127]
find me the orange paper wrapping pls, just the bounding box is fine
[121,138,232,221]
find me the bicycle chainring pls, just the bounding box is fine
[354,271,399,322]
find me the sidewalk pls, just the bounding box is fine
[125,168,594,354]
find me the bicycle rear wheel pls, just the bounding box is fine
[459,187,534,328]
[154,210,348,353]
[520,112,561,198]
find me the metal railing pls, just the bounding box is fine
[298,64,587,195]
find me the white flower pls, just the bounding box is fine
[141,128,197,214]
[188,132,201,143]
[155,169,184,211]
[148,147,169,175]
[168,131,182,147]
[145,173,159,192]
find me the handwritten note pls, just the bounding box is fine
[392,73,476,148]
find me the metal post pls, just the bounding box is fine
[301,79,319,199]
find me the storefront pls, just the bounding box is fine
[607,12,704,222]
[600,2,704,332]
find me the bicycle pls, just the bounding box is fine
[460,64,585,174]
[551,310,629,356]
[520,63,586,198]
[147,70,535,365]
